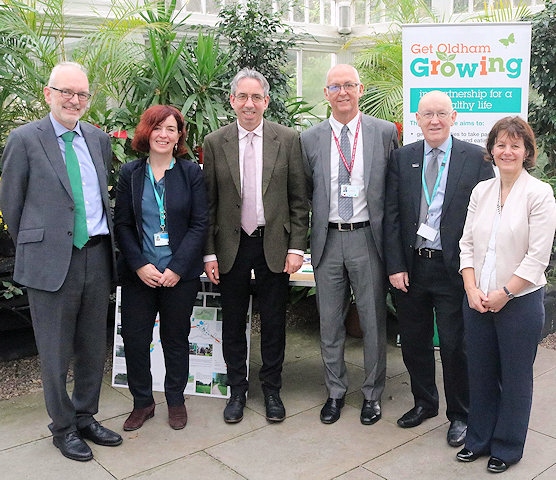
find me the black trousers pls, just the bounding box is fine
[218,231,289,396]
[120,276,200,408]
[394,254,469,422]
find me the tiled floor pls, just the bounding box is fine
[1,320,556,479]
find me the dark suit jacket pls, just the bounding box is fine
[114,157,208,282]
[0,116,115,291]
[301,114,399,268]
[384,136,494,283]
[202,120,309,274]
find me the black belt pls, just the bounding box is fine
[328,221,370,232]
[415,248,443,259]
[83,235,109,248]
[244,226,265,237]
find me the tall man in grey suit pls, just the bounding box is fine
[203,68,308,424]
[0,62,122,461]
[301,64,399,425]
[384,90,494,447]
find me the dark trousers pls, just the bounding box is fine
[121,276,200,408]
[218,231,289,396]
[394,254,469,421]
[463,288,544,464]
[27,238,111,437]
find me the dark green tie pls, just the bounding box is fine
[61,131,89,249]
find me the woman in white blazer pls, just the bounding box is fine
[456,117,556,473]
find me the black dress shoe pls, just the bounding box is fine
[53,431,93,462]
[265,392,286,422]
[224,392,246,423]
[360,400,381,425]
[487,457,509,473]
[447,419,467,447]
[79,420,123,446]
[320,397,345,424]
[456,448,482,462]
[397,405,438,428]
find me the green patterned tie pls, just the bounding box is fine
[61,131,89,249]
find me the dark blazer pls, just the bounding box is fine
[114,157,208,282]
[384,136,494,282]
[203,120,309,274]
[0,116,115,291]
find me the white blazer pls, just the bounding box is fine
[460,169,556,295]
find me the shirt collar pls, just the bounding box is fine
[424,136,451,155]
[237,120,264,140]
[49,112,83,138]
[329,112,361,135]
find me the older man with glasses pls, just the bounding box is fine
[203,68,309,425]
[384,90,494,446]
[301,64,399,425]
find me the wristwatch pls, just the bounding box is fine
[503,286,514,299]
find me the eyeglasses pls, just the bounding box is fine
[49,86,92,102]
[326,83,360,94]
[234,93,265,103]
[418,111,453,120]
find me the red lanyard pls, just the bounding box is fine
[332,113,362,177]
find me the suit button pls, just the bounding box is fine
[236,204,240,208]
[68,231,73,236]
[234,228,239,234]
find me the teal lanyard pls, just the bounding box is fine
[147,159,174,231]
[421,137,452,206]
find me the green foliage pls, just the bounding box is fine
[217,0,299,126]
[353,0,439,127]
[527,0,556,177]
[1,280,23,300]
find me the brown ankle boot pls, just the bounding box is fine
[123,403,155,431]
[168,404,187,430]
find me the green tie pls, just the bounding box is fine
[61,131,89,249]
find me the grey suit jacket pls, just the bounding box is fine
[384,136,494,282]
[0,116,115,291]
[203,120,309,274]
[301,114,399,268]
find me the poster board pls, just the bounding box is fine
[111,287,252,398]
[402,23,532,145]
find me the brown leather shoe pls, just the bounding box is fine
[168,404,187,430]
[123,403,155,431]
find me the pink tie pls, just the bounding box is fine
[241,132,258,235]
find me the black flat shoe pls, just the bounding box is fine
[360,400,381,425]
[224,392,246,423]
[487,457,509,473]
[397,406,438,428]
[53,431,93,462]
[320,397,345,424]
[456,448,482,462]
[447,420,467,447]
[79,420,122,446]
[265,392,286,422]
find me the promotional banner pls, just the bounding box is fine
[402,23,531,145]
[112,287,252,398]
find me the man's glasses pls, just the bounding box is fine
[326,83,360,94]
[234,93,265,103]
[418,111,453,120]
[49,86,92,102]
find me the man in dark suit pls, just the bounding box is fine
[203,68,309,424]
[384,90,494,446]
[301,64,399,425]
[0,62,122,461]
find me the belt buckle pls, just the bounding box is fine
[423,248,433,259]
[339,223,353,232]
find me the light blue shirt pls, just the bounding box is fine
[422,137,452,250]
[50,114,109,236]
